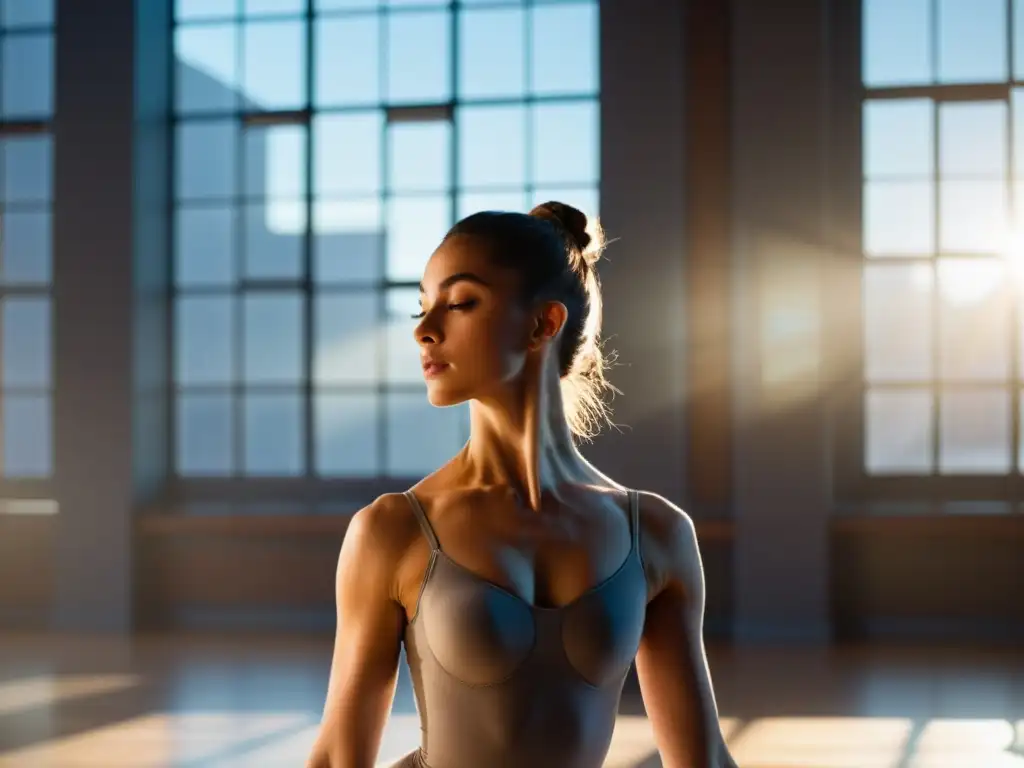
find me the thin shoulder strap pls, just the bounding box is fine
[628,489,640,553]
[404,490,441,551]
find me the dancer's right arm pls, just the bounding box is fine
[307,495,409,768]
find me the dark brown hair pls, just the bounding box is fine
[444,201,617,441]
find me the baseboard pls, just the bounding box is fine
[852,617,1024,645]
[703,615,733,641]
[0,604,50,631]
[167,605,337,633]
[730,618,833,646]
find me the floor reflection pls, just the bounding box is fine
[0,635,1020,767]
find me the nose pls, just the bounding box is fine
[414,314,442,347]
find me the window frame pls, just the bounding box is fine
[168,0,601,490]
[831,0,1024,503]
[0,7,56,500]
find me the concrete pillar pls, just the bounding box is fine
[730,0,833,643]
[52,0,171,632]
[588,0,688,503]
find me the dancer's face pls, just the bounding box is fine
[414,234,549,407]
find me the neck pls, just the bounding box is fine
[461,356,599,511]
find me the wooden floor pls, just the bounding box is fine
[0,633,1021,767]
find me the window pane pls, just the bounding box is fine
[243,293,303,384]
[530,186,599,219]
[243,392,303,475]
[863,99,933,178]
[176,393,234,476]
[863,263,934,383]
[0,210,50,285]
[457,189,529,219]
[385,287,423,384]
[388,121,451,193]
[458,7,525,99]
[1016,295,1024,379]
[863,180,934,256]
[314,291,380,384]
[1019,392,1024,469]
[2,135,52,204]
[1,393,50,477]
[243,201,305,280]
[385,391,466,476]
[530,3,598,96]
[865,388,933,474]
[313,198,385,284]
[386,195,451,281]
[315,15,381,107]
[175,0,236,21]
[531,101,599,185]
[938,259,1010,381]
[242,20,306,110]
[175,24,239,114]
[862,0,931,87]
[457,105,527,188]
[176,120,239,200]
[313,112,384,196]
[1,297,49,388]
[1013,89,1024,176]
[175,206,235,287]
[244,0,304,14]
[1015,0,1024,79]
[317,0,378,8]
[1,33,53,119]
[175,295,235,385]
[939,102,1007,178]
[315,392,379,476]
[939,389,1011,472]
[2,0,55,27]
[937,0,1007,84]
[939,180,1008,253]
[244,124,305,199]
[386,10,451,104]
[1015,180,1024,236]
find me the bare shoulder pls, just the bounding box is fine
[634,490,703,602]
[344,492,422,555]
[338,492,424,599]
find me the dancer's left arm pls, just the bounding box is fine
[634,493,739,768]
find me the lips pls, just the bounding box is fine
[422,359,450,377]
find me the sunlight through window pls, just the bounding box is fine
[861,0,1024,481]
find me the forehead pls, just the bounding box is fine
[421,234,499,287]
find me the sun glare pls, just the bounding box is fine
[1002,225,1024,287]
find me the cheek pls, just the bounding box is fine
[456,312,526,380]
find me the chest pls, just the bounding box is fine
[400,501,635,615]
[409,548,648,688]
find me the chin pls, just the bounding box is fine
[424,383,470,408]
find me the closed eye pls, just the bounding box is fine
[410,300,477,320]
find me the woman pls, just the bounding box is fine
[307,203,737,768]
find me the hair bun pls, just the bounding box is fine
[529,201,592,255]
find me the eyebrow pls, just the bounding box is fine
[418,272,491,293]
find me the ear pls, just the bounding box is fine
[527,300,568,351]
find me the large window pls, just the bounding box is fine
[172,0,600,479]
[0,0,55,499]
[861,0,1024,485]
